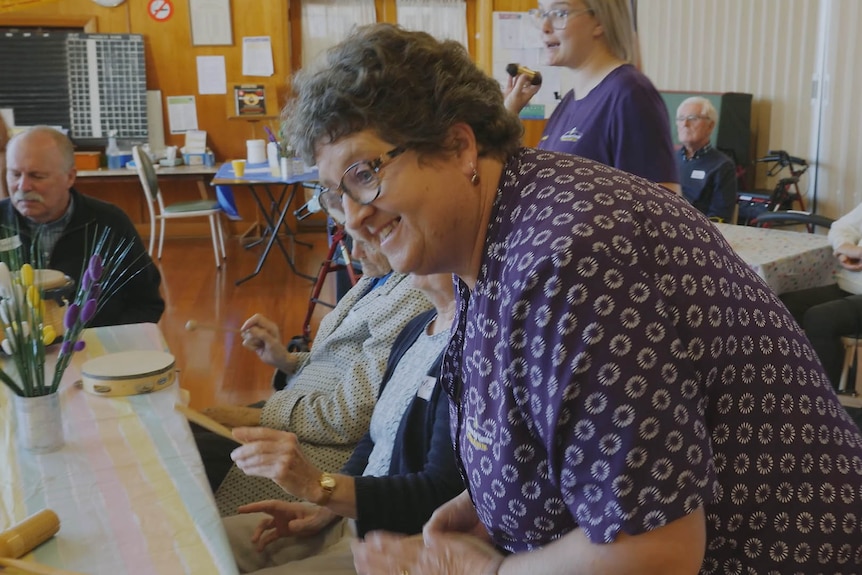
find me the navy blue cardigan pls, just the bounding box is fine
[342,309,464,537]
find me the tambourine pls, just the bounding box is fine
[80,350,176,397]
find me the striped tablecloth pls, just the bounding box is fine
[0,323,238,575]
[715,223,839,294]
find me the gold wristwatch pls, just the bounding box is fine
[317,473,336,506]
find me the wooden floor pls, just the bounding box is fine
[153,232,333,410]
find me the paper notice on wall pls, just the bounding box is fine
[197,55,227,95]
[166,95,199,134]
[0,108,14,128]
[242,36,274,77]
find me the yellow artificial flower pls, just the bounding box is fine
[26,284,40,309]
[20,263,34,287]
[41,325,56,346]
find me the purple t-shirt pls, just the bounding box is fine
[539,64,677,186]
[442,148,862,572]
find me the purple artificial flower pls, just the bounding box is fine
[88,254,104,281]
[64,303,80,330]
[60,340,73,355]
[89,283,101,301]
[74,340,86,352]
[82,268,93,291]
[80,298,98,324]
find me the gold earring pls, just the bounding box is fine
[470,163,480,185]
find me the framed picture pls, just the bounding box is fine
[189,0,233,46]
[234,84,266,117]
[227,81,278,119]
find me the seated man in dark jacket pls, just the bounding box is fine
[3,126,164,326]
[222,273,460,574]
[675,97,738,223]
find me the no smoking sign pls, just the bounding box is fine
[148,0,173,21]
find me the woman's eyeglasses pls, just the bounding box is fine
[318,146,406,224]
[527,7,594,30]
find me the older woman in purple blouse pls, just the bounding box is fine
[281,23,862,575]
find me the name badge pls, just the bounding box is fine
[0,235,22,252]
[417,375,436,400]
[691,169,706,180]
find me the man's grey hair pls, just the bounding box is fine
[677,96,718,124]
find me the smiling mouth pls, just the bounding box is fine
[378,219,400,243]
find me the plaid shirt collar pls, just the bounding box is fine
[680,142,713,162]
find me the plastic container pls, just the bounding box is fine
[246,139,266,164]
[108,153,133,170]
[74,152,101,170]
[182,151,215,166]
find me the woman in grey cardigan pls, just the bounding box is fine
[223,273,461,574]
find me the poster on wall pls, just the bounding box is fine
[166,95,199,134]
[190,0,233,46]
[233,85,267,117]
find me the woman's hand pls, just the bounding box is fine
[201,405,261,428]
[237,500,339,551]
[348,491,503,574]
[834,242,862,271]
[231,427,322,501]
[240,313,290,369]
[423,490,491,542]
[351,531,503,575]
[503,73,542,115]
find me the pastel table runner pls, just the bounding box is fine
[715,223,838,294]
[0,323,238,575]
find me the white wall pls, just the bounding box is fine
[638,0,862,218]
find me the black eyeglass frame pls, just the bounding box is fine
[318,146,406,223]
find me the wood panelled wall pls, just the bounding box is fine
[1,0,545,238]
[1,0,290,162]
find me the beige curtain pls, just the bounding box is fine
[396,0,468,48]
[300,0,377,68]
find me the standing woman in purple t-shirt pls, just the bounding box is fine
[505,0,679,193]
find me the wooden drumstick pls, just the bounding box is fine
[184,320,242,334]
[174,404,243,444]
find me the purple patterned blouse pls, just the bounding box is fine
[442,148,862,573]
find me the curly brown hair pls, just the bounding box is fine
[282,24,523,165]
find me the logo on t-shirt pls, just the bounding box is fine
[560,126,583,142]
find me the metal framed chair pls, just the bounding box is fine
[132,146,226,268]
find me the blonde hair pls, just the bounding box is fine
[583,0,639,65]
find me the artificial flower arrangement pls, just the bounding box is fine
[0,227,148,397]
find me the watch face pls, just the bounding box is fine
[320,474,336,489]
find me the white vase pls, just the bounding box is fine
[13,393,64,453]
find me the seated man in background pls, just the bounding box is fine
[675,96,738,222]
[197,238,432,516]
[3,126,164,326]
[223,273,461,574]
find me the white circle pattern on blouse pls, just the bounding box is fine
[442,148,862,573]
